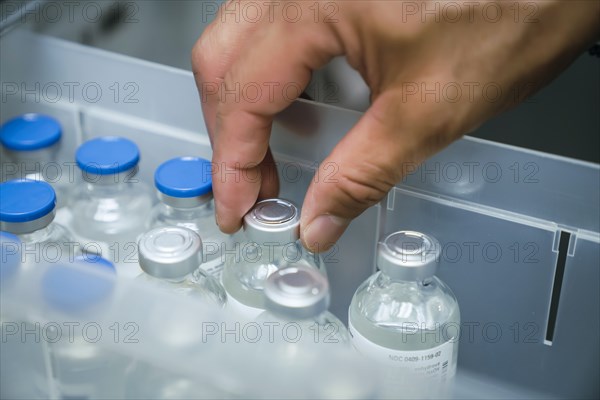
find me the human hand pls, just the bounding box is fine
[192,0,600,251]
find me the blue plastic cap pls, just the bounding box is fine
[154,157,213,198]
[76,136,140,175]
[42,257,116,314]
[0,179,56,223]
[1,231,21,282]
[0,114,62,151]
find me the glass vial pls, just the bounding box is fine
[0,179,77,270]
[147,156,229,279]
[221,199,325,320]
[137,226,227,308]
[348,231,460,392]
[70,136,153,271]
[0,114,69,208]
[258,265,349,345]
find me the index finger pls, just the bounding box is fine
[211,20,342,233]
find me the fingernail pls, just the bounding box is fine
[302,215,350,252]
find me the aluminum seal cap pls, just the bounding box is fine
[264,265,330,319]
[243,199,300,243]
[0,179,56,234]
[138,227,202,280]
[377,231,441,281]
[0,114,62,151]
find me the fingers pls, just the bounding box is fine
[210,107,275,233]
[211,144,278,233]
[258,148,279,200]
[192,4,282,233]
[207,15,341,233]
[300,91,456,252]
[192,0,600,249]
[191,1,261,140]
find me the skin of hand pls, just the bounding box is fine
[192,0,600,252]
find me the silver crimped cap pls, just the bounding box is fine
[243,199,300,243]
[377,231,441,281]
[264,265,330,319]
[138,227,202,279]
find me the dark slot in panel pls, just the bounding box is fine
[545,230,571,344]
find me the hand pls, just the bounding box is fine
[192,0,599,252]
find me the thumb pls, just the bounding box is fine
[300,91,456,252]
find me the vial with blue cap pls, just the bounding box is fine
[348,231,460,391]
[0,179,77,270]
[0,114,70,208]
[221,198,326,320]
[137,226,227,307]
[147,156,230,278]
[41,255,128,399]
[257,265,349,346]
[70,136,152,268]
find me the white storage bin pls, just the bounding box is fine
[1,29,598,399]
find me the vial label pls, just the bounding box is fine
[200,256,224,280]
[348,320,456,382]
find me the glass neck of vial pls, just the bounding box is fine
[254,240,300,260]
[377,270,434,286]
[163,275,188,284]
[83,169,137,194]
[4,147,57,180]
[268,308,325,323]
[158,188,214,210]
[18,224,53,245]
[6,146,58,163]
[146,269,196,284]
[85,181,128,198]
[3,211,56,242]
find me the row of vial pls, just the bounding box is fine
[0,114,460,397]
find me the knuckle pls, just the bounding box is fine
[332,163,395,214]
[191,36,211,76]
